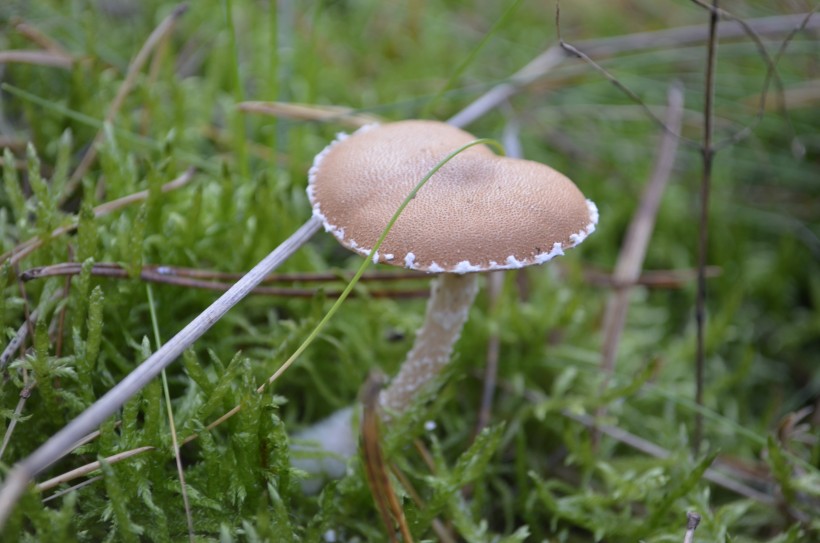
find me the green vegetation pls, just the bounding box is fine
[1,0,818,541]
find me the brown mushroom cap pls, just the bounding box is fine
[308,120,597,273]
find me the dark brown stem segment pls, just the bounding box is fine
[695,0,720,456]
[379,273,479,416]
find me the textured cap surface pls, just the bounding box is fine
[308,120,597,273]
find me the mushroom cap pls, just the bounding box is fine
[307,120,597,274]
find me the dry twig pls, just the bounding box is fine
[360,373,413,543]
[36,446,156,492]
[20,261,429,299]
[0,51,73,69]
[693,0,721,455]
[12,19,73,57]
[238,101,382,128]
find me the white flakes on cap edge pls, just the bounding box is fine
[393,199,598,274]
[312,197,598,274]
[452,261,484,274]
[307,123,380,244]
[428,262,444,273]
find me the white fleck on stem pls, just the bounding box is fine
[379,273,479,416]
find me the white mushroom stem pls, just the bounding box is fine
[379,272,479,416]
[292,273,478,490]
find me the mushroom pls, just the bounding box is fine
[293,120,596,489]
[307,120,598,417]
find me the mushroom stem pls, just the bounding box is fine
[292,273,479,491]
[379,272,480,416]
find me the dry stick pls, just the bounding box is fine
[598,85,685,397]
[8,223,306,491]
[67,3,188,192]
[685,1,782,127]
[683,511,701,543]
[36,447,156,493]
[237,101,382,129]
[0,273,43,455]
[555,1,791,153]
[0,282,53,455]
[448,13,817,129]
[20,262,429,299]
[0,51,73,69]
[0,138,27,153]
[32,423,123,495]
[360,373,413,543]
[581,266,721,289]
[0,167,196,267]
[21,262,428,284]
[14,269,36,361]
[12,19,73,57]
[0,216,322,529]
[693,0,720,457]
[41,476,101,503]
[0,387,34,461]
[0,307,38,373]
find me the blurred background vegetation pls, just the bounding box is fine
[0,0,818,541]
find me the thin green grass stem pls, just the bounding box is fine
[146,285,195,542]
